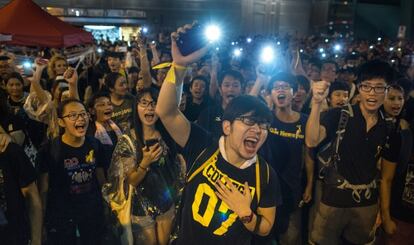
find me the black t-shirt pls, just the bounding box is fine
[177,124,281,245]
[0,114,38,166]
[260,113,308,210]
[320,104,400,207]
[0,143,37,245]
[196,103,224,141]
[38,136,106,218]
[111,94,135,133]
[390,128,414,223]
[184,96,210,122]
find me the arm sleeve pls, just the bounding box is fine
[320,108,341,142]
[258,166,283,208]
[8,143,37,188]
[180,123,212,169]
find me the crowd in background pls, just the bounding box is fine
[0,23,414,245]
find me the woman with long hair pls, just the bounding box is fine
[107,87,182,245]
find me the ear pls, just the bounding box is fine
[222,120,231,136]
[58,118,66,128]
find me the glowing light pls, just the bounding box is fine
[246,37,252,43]
[389,47,394,51]
[321,53,327,58]
[23,61,32,69]
[204,25,221,42]
[377,37,382,41]
[233,49,242,57]
[325,38,329,43]
[261,46,275,63]
[319,48,324,53]
[334,44,342,52]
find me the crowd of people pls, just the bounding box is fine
[0,22,413,245]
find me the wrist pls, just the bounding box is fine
[239,209,254,224]
[138,165,149,172]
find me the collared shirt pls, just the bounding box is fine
[320,104,400,207]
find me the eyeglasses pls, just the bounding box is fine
[235,116,270,131]
[138,99,156,108]
[358,83,388,94]
[272,85,291,91]
[61,111,89,121]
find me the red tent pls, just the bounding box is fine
[0,0,93,47]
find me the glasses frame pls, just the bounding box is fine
[234,116,270,131]
[358,83,388,94]
[60,111,90,121]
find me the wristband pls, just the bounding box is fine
[165,63,187,84]
[239,211,254,224]
[138,165,149,172]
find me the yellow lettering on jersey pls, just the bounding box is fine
[213,200,238,235]
[269,125,304,140]
[192,183,218,227]
[203,163,256,197]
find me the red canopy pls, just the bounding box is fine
[0,0,93,47]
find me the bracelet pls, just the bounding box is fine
[138,165,149,172]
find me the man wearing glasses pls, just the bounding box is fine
[156,25,281,245]
[306,60,400,245]
[250,71,312,244]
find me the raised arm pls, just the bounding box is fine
[305,80,329,147]
[64,67,80,100]
[249,66,270,97]
[29,60,49,104]
[209,53,219,98]
[138,39,153,88]
[156,25,209,147]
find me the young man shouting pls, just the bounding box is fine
[156,24,281,245]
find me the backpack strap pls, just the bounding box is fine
[187,145,220,183]
[256,156,270,204]
[331,104,353,168]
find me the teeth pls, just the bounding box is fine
[246,138,258,143]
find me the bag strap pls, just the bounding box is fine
[331,104,353,168]
[256,156,270,204]
[186,144,220,183]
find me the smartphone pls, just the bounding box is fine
[145,139,159,148]
[176,24,207,56]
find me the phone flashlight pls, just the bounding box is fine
[389,47,394,52]
[204,25,221,43]
[319,48,324,53]
[260,46,275,63]
[23,61,32,69]
[233,49,242,57]
[334,44,342,52]
[97,47,103,54]
[325,38,329,43]
[246,37,252,43]
[142,27,148,34]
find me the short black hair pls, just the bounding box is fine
[218,70,245,87]
[87,91,111,110]
[6,72,24,85]
[223,95,272,124]
[328,81,350,97]
[190,75,209,88]
[356,60,394,85]
[104,72,122,90]
[267,72,298,93]
[57,98,84,118]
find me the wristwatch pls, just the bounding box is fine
[239,211,254,224]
